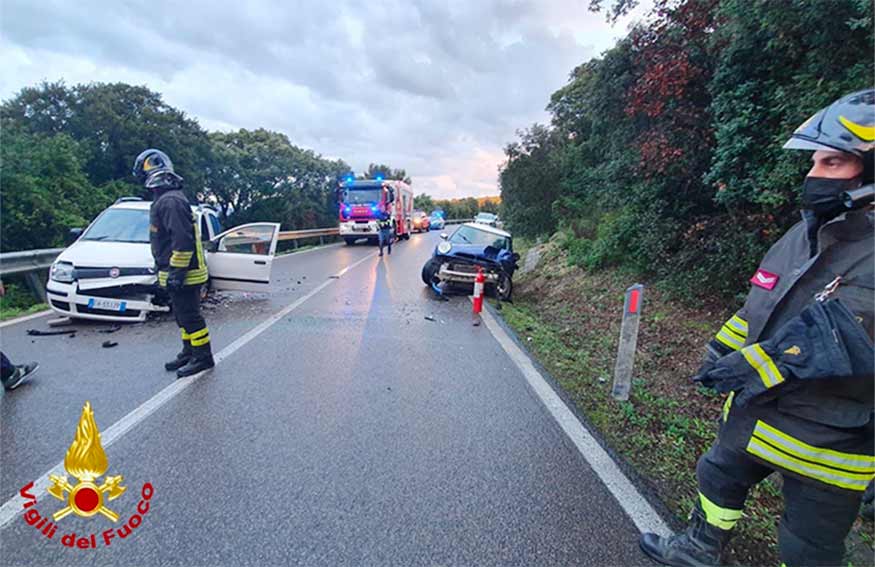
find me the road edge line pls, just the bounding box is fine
[479,302,673,537]
[0,309,53,329]
[0,250,378,530]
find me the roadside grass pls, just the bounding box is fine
[497,238,873,567]
[0,302,49,322]
[0,280,47,321]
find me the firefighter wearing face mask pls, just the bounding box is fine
[132,149,215,378]
[639,89,875,567]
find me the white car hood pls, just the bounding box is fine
[58,240,154,268]
[57,240,157,291]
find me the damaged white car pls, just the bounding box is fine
[46,197,280,322]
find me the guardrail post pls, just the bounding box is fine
[319,236,324,245]
[611,283,644,401]
[24,271,47,302]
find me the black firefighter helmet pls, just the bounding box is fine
[132,148,183,190]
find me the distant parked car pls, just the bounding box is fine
[412,210,431,233]
[421,222,519,300]
[46,197,280,322]
[429,213,445,230]
[473,212,498,227]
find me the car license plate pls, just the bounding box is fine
[87,297,127,312]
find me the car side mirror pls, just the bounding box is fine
[440,233,448,240]
[512,252,520,262]
[67,228,83,245]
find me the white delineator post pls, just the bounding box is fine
[612,283,644,401]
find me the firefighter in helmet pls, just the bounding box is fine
[132,149,215,378]
[640,89,874,567]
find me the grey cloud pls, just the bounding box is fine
[0,0,642,197]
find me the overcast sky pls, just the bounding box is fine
[1,1,648,199]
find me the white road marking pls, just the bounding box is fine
[479,304,673,537]
[0,250,378,530]
[0,309,52,329]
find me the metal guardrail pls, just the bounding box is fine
[0,248,65,277]
[278,228,339,241]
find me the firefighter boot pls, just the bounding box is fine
[164,341,193,371]
[176,336,214,378]
[639,503,732,567]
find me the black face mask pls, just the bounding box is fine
[801,177,860,219]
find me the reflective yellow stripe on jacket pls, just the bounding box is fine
[746,420,875,491]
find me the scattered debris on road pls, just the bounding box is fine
[329,275,340,279]
[27,329,76,337]
[424,315,436,322]
[98,325,122,334]
[101,340,118,348]
[47,317,73,327]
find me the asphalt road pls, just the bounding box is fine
[1,231,656,566]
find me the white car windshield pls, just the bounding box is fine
[476,213,496,221]
[81,208,151,243]
[449,225,509,250]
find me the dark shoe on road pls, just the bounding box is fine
[176,355,215,378]
[4,362,39,390]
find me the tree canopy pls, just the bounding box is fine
[499,0,873,303]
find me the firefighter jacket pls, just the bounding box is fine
[705,208,874,493]
[377,216,392,230]
[150,189,208,287]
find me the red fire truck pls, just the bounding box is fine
[338,178,414,245]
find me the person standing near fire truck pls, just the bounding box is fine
[377,211,393,257]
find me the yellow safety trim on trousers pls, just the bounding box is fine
[181,329,190,340]
[716,327,745,350]
[722,391,735,423]
[698,492,742,530]
[188,328,209,341]
[190,334,210,347]
[754,420,875,473]
[741,344,784,388]
[747,436,872,491]
[839,115,875,142]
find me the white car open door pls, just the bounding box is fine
[205,222,280,292]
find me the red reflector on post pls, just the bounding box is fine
[628,289,640,314]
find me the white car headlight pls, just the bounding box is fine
[50,261,75,283]
[437,241,452,255]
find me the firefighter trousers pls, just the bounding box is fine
[696,412,864,567]
[170,285,211,359]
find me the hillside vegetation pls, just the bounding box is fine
[499,0,872,304]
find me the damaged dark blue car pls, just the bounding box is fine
[421,222,519,301]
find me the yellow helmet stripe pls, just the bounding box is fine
[838,115,875,142]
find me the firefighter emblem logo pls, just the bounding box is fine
[47,402,126,521]
[109,267,120,278]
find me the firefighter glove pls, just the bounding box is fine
[166,268,186,292]
[700,299,873,406]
